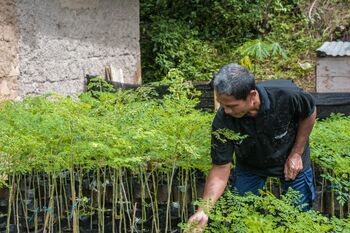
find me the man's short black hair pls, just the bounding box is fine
[213,64,256,100]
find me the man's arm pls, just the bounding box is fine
[187,163,231,230]
[284,109,316,180]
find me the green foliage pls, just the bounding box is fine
[183,190,350,232]
[212,128,246,143]
[311,114,350,168]
[1,79,350,231]
[239,40,272,62]
[238,39,288,72]
[141,18,222,83]
[0,80,213,176]
[310,114,350,207]
[140,0,340,86]
[87,76,115,96]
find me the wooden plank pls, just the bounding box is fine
[317,57,350,78]
[213,89,220,111]
[316,76,350,92]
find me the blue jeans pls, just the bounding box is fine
[231,166,315,211]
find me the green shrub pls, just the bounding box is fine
[310,114,350,212]
[0,79,213,175]
[183,190,350,232]
[141,18,222,82]
[140,0,337,86]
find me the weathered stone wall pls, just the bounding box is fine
[0,0,19,100]
[16,0,140,97]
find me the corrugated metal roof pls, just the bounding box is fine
[316,41,350,57]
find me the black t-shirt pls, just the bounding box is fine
[211,80,316,177]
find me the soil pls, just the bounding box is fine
[294,73,316,92]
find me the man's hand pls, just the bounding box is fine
[284,109,316,181]
[284,152,303,181]
[185,163,230,232]
[186,209,208,233]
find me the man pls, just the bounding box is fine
[188,64,316,231]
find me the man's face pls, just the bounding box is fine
[216,92,254,118]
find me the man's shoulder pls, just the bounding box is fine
[259,79,301,91]
[259,79,302,98]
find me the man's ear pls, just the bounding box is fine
[249,90,257,99]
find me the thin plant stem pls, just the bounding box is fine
[165,163,176,233]
[119,169,131,233]
[34,199,38,233]
[90,174,94,231]
[22,175,30,233]
[340,204,344,218]
[112,168,116,233]
[69,122,79,233]
[6,175,13,233]
[190,171,197,214]
[54,176,62,233]
[37,173,42,211]
[348,176,350,216]
[330,171,335,217]
[140,170,146,231]
[70,167,79,233]
[269,178,273,193]
[43,174,47,209]
[43,174,55,233]
[102,167,107,233]
[145,170,159,233]
[16,174,21,233]
[19,176,30,233]
[131,202,138,233]
[331,187,335,217]
[31,173,38,233]
[118,170,123,233]
[181,169,189,222]
[151,171,160,232]
[78,168,83,232]
[12,175,16,230]
[50,175,55,233]
[124,170,134,227]
[42,174,50,233]
[321,176,325,213]
[97,167,102,233]
[125,170,133,210]
[62,175,71,230]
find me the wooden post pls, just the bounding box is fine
[214,89,220,111]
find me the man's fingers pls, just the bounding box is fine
[198,215,208,228]
[187,216,196,227]
[191,214,202,223]
[285,169,299,181]
[284,159,303,181]
[284,164,292,180]
[187,211,206,230]
[189,212,201,222]
[187,211,208,233]
[193,229,203,233]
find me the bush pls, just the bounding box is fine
[184,190,350,232]
[140,0,344,88]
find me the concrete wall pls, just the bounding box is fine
[316,57,350,92]
[14,0,140,98]
[0,0,19,100]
